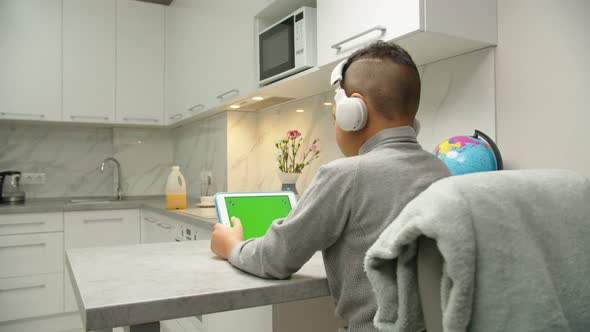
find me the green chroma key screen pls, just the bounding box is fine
[224,195,293,240]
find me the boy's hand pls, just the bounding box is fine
[210,217,244,259]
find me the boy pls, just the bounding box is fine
[211,41,450,331]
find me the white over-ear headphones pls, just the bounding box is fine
[330,59,368,131]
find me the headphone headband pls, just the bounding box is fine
[330,59,348,86]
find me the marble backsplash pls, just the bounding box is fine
[0,124,174,198]
[226,47,496,194]
[172,112,228,198]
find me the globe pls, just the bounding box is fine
[433,130,503,176]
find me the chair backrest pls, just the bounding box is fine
[418,237,443,332]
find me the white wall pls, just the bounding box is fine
[496,0,590,176]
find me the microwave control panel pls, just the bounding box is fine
[294,12,305,55]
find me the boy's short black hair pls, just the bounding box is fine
[341,41,421,120]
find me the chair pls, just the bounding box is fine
[365,169,590,331]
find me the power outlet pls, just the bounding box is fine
[200,171,212,184]
[20,173,46,185]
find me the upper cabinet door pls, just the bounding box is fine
[116,0,165,126]
[317,0,421,66]
[317,0,497,67]
[0,0,62,122]
[165,0,264,125]
[63,0,116,123]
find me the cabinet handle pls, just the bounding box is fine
[0,283,46,292]
[216,89,239,100]
[143,217,158,223]
[169,113,183,120]
[331,25,387,50]
[70,115,109,121]
[188,104,205,112]
[0,112,45,119]
[0,222,44,227]
[0,243,45,250]
[123,117,159,123]
[83,218,123,223]
[157,222,172,229]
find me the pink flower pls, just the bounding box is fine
[287,130,302,139]
[310,144,319,152]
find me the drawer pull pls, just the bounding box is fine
[143,217,158,223]
[0,112,45,119]
[122,117,159,123]
[0,283,46,292]
[169,113,183,121]
[157,223,172,230]
[0,222,45,227]
[216,89,239,100]
[331,25,387,50]
[0,243,45,250]
[84,218,123,223]
[70,115,109,121]
[188,104,205,112]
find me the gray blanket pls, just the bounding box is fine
[364,169,590,331]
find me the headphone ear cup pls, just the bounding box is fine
[335,97,368,131]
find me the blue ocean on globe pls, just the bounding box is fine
[433,135,498,176]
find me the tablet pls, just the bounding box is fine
[214,191,298,240]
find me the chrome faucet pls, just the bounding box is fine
[100,157,123,200]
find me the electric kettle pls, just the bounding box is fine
[0,171,26,204]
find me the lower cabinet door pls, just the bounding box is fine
[64,209,140,312]
[0,273,63,322]
[0,232,64,278]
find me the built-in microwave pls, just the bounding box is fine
[258,7,317,86]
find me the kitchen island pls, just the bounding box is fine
[66,240,330,331]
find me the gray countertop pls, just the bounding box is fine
[0,196,217,229]
[66,241,329,331]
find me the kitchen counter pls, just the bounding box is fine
[66,240,329,331]
[0,196,217,228]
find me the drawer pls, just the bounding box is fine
[0,213,63,235]
[64,209,140,249]
[0,273,64,322]
[0,233,64,278]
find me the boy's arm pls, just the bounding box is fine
[227,164,356,279]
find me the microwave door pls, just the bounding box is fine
[259,16,295,82]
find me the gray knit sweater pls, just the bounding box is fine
[229,126,450,331]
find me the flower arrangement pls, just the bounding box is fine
[275,130,320,173]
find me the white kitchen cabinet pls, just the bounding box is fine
[0,212,65,324]
[63,0,116,123]
[116,0,165,125]
[316,0,496,66]
[64,209,140,312]
[0,212,63,236]
[0,0,62,122]
[165,0,264,125]
[141,211,177,243]
[0,273,64,322]
[0,233,64,278]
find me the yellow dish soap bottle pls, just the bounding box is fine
[166,166,187,210]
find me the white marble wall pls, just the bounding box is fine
[113,128,174,196]
[0,123,174,198]
[226,47,496,194]
[0,124,114,198]
[171,112,228,198]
